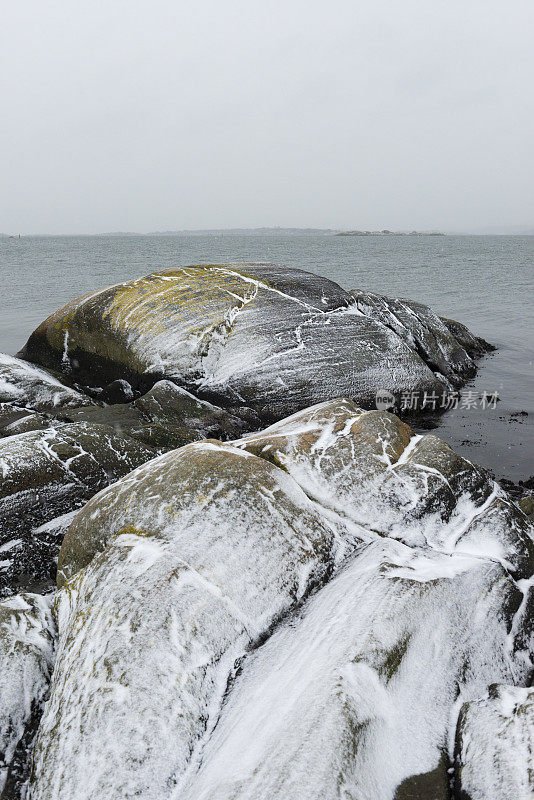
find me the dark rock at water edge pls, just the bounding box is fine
[2,264,524,800]
[439,315,495,359]
[350,290,492,386]
[18,263,493,422]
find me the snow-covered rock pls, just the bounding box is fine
[28,400,533,800]
[0,353,91,412]
[0,377,256,599]
[455,684,534,799]
[350,290,485,386]
[59,380,257,450]
[19,264,489,421]
[180,545,526,800]
[0,593,55,797]
[0,423,156,597]
[32,442,340,800]
[236,400,534,576]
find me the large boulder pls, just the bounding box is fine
[236,400,534,576]
[33,441,339,800]
[19,264,488,421]
[0,423,156,597]
[179,544,524,800]
[0,593,55,798]
[29,401,533,800]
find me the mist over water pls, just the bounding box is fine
[1,233,532,480]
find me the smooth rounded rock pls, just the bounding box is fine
[0,354,91,412]
[27,400,533,800]
[19,264,486,421]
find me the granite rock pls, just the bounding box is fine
[0,423,156,597]
[19,264,489,421]
[28,400,533,800]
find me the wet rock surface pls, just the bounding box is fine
[19,263,491,421]
[24,401,533,800]
[438,316,494,360]
[1,265,529,800]
[0,423,156,598]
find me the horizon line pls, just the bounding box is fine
[2,226,534,237]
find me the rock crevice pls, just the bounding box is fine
[24,400,533,800]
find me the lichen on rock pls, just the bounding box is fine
[19,264,491,422]
[26,400,533,800]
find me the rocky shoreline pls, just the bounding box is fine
[0,263,532,799]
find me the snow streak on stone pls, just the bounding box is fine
[28,401,534,800]
[19,263,486,420]
[0,353,90,412]
[455,684,534,799]
[0,593,55,794]
[180,544,524,800]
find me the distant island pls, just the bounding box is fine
[6,227,534,237]
[335,230,445,237]
[5,226,534,237]
[147,227,336,236]
[148,227,446,237]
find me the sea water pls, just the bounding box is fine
[1,233,532,481]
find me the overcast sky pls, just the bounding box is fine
[1,1,533,234]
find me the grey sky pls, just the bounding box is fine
[1,0,533,234]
